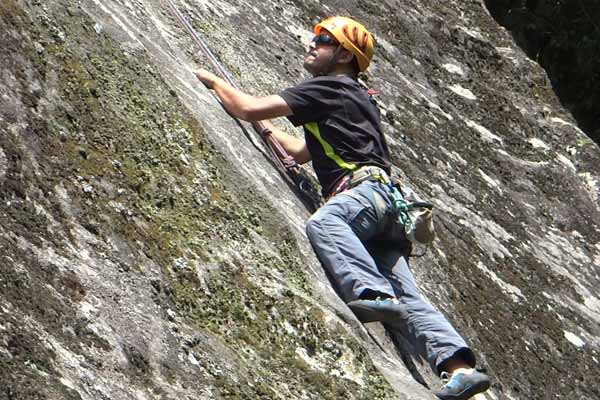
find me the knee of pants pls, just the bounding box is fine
[403,296,443,319]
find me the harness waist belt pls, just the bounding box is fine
[329,166,391,199]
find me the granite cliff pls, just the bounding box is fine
[1,1,599,399]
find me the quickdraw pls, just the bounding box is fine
[164,0,323,212]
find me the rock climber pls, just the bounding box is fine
[194,16,490,400]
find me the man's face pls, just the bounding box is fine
[303,32,339,76]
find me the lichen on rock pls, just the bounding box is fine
[1,0,599,399]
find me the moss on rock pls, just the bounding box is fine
[0,0,396,398]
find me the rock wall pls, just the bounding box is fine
[484,0,600,144]
[1,1,599,399]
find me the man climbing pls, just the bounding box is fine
[194,16,490,400]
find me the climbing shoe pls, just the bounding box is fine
[433,368,490,400]
[346,297,404,323]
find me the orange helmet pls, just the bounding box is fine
[314,16,375,72]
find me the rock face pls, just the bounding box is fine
[484,0,600,144]
[0,1,599,400]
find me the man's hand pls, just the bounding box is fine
[194,68,219,89]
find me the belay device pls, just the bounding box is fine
[163,0,323,212]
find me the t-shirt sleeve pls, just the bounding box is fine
[279,78,339,126]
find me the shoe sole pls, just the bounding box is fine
[436,376,491,400]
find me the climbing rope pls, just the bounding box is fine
[163,0,323,212]
[389,185,412,227]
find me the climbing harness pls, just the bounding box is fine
[329,166,435,245]
[164,0,322,212]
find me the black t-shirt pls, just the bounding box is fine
[280,75,392,197]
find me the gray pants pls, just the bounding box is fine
[306,180,475,374]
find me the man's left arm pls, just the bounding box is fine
[195,69,291,121]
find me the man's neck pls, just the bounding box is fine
[328,71,356,78]
[317,65,356,79]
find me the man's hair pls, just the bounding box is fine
[351,57,360,75]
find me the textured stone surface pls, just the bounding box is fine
[0,0,599,399]
[484,0,600,144]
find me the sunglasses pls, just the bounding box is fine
[311,33,339,46]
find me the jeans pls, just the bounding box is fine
[305,180,475,374]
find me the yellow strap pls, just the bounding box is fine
[351,166,391,185]
[305,122,357,171]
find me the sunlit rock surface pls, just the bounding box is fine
[1,1,599,399]
[484,0,600,144]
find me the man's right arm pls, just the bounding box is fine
[194,68,310,164]
[195,69,292,121]
[260,120,311,164]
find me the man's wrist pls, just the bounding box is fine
[210,76,224,90]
